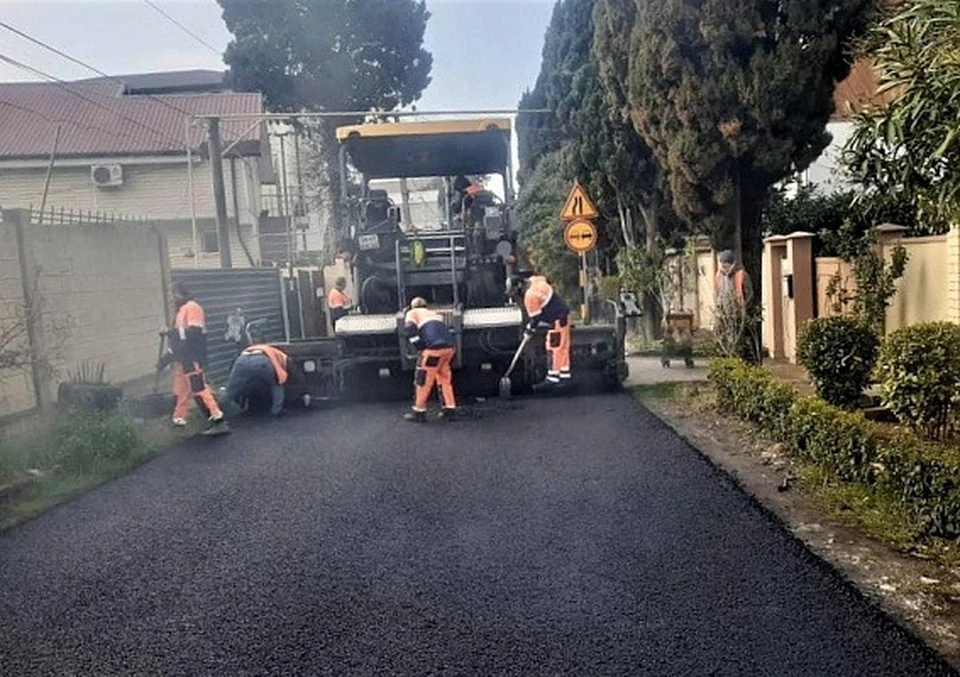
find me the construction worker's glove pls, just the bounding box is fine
[523,327,536,340]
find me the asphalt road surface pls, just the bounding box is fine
[1,393,955,676]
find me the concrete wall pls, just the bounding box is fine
[772,229,955,363]
[0,223,36,416]
[885,235,949,332]
[0,210,169,417]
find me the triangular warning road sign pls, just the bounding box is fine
[560,182,599,221]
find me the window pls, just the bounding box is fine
[201,231,220,253]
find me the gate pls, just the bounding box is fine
[170,269,288,383]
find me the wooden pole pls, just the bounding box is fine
[207,117,233,268]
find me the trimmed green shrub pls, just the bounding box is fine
[877,322,960,440]
[709,358,960,539]
[797,316,879,409]
[788,396,877,483]
[877,431,960,538]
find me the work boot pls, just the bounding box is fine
[404,410,427,423]
[438,408,457,422]
[171,417,188,427]
[531,379,561,392]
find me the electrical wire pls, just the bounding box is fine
[0,52,183,149]
[140,0,223,57]
[0,19,193,117]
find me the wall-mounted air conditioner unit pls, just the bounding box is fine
[91,164,123,188]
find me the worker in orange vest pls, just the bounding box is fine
[327,277,352,329]
[715,249,753,309]
[157,282,226,430]
[517,273,572,388]
[402,297,457,422]
[225,327,289,416]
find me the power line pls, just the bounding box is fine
[140,0,222,57]
[0,19,192,117]
[0,53,183,149]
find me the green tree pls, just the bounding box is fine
[515,151,580,300]
[219,0,431,113]
[843,0,959,233]
[626,0,876,361]
[218,0,433,246]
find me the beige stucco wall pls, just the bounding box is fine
[885,235,949,332]
[0,216,169,417]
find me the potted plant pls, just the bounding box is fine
[58,361,123,413]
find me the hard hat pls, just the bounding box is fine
[410,297,427,308]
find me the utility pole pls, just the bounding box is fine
[208,117,233,268]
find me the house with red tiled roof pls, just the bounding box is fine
[799,59,895,193]
[0,70,271,268]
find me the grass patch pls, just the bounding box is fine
[0,405,192,531]
[798,465,923,551]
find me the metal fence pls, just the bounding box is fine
[170,268,288,383]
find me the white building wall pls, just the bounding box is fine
[0,157,261,226]
[0,157,264,268]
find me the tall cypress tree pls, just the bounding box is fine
[626,0,875,344]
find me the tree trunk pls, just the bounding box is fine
[739,188,765,364]
[639,197,662,342]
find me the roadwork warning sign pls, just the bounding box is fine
[560,182,599,221]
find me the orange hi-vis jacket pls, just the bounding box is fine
[172,300,208,366]
[404,307,453,349]
[327,287,351,309]
[523,276,570,330]
[241,343,289,385]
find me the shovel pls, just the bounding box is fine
[499,333,532,400]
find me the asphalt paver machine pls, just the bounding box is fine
[278,118,629,404]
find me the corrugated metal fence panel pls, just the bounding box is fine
[171,269,287,383]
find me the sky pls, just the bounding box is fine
[0,0,556,112]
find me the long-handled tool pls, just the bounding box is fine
[499,333,532,399]
[153,331,166,396]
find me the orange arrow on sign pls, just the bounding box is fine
[560,182,599,221]
[564,218,597,254]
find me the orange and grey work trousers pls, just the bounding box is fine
[546,317,572,384]
[172,362,222,421]
[413,347,456,412]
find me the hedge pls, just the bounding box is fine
[708,358,960,538]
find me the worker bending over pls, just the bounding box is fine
[520,274,572,388]
[158,283,226,430]
[403,297,457,422]
[226,329,289,416]
[327,277,352,329]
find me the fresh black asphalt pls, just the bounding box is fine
[0,393,955,676]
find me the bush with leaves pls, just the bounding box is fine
[877,322,960,441]
[709,358,960,537]
[54,409,141,474]
[798,317,879,409]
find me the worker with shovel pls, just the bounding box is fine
[156,282,227,433]
[402,297,457,423]
[513,272,572,389]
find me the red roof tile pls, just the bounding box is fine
[832,59,900,120]
[0,80,263,158]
